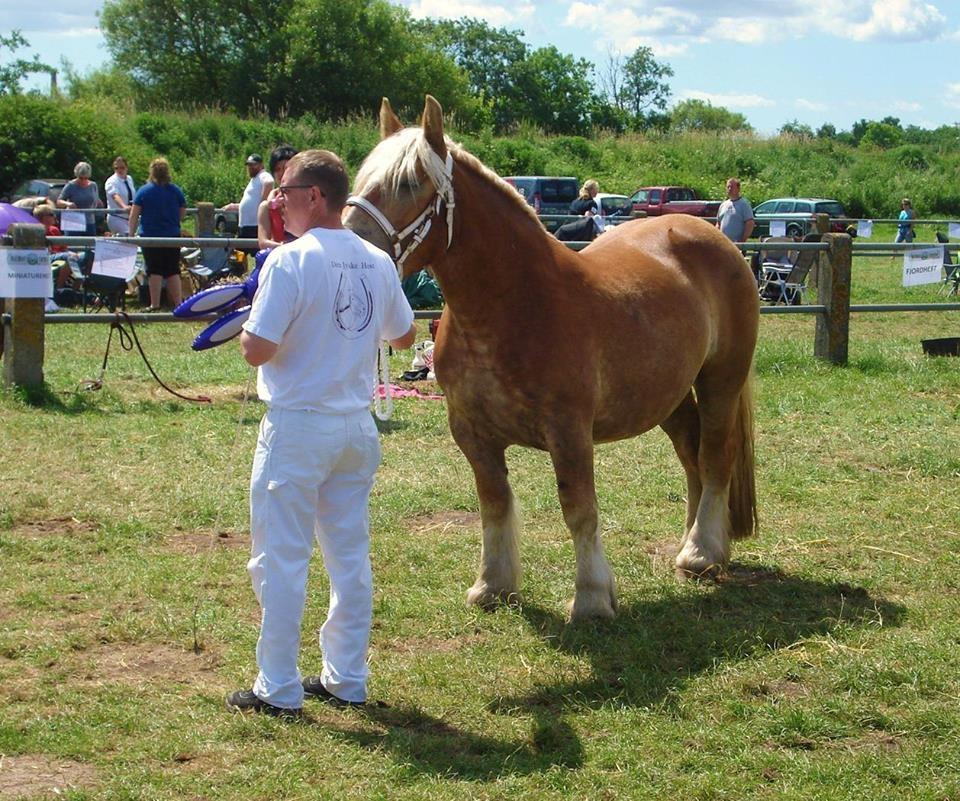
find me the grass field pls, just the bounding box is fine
[1,238,959,800]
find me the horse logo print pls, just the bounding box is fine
[333,271,374,338]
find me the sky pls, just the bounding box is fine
[3,0,959,135]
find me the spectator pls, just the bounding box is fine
[717,178,755,243]
[33,204,75,291]
[895,198,916,243]
[129,158,187,311]
[56,161,102,236]
[257,145,298,250]
[104,156,137,235]
[228,149,416,717]
[570,179,600,216]
[225,153,274,253]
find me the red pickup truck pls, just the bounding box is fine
[630,186,721,218]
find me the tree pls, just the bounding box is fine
[669,99,752,133]
[816,123,837,139]
[779,119,814,138]
[0,31,52,95]
[596,46,672,130]
[512,46,596,135]
[859,122,903,149]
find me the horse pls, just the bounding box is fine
[345,96,760,621]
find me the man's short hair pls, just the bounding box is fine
[269,145,298,174]
[286,150,349,210]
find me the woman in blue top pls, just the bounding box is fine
[129,158,187,311]
[895,198,915,244]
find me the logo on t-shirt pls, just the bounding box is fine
[333,272,374,338]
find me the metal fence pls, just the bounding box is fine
[3,211,959,389]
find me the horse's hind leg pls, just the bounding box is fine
[548,434,617,621]
[660,391,702,538]
[675,376,745,578]
[453,430,522,609]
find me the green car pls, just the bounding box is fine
[752,197,847,238]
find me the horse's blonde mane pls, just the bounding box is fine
[353,127,542,226]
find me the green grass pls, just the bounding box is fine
[1,256,959,799]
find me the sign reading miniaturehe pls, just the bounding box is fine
[0,249,52,298]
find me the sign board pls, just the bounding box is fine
[856,219,873,238]
[60,210,88,232]
[91,238,139,280]
[949,222,960,239]
[770,220,786,237]
[0,249,52,297]
[902,246,943,287]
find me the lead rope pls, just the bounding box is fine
[373,340,393,421]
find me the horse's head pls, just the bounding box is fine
[345,95,455,277]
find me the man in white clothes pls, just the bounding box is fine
[104,156,136,235]
[228,149,416,717]
[230,153,274,252]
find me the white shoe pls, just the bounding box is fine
[45,299,60,312]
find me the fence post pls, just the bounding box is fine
[808,213,831,291]
[2,223,47,388]
[196,202,215,237]
[813,232,851,365]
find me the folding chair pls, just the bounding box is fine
[936,231,960,296]
[758,233,820,305]
[185,245,232,294]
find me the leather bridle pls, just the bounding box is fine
[346,152,455,273]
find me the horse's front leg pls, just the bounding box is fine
[451,424,522,609]
[548,435,617,621]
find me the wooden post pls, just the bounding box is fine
[809,213,831,291]
[196,202,215,237]
[814,232,851,365]
[2,223,47,388]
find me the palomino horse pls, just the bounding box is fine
[345,96,759,621]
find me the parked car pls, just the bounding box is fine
[5,178,69,206]
[214,208,239,235]
[630,186,721,218]
[504,176,579,226]
[595,193,634,218]
[752,197,847,238]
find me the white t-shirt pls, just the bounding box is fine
[239,170,273,227]
[243,227,414,413]
[104,172,136,217]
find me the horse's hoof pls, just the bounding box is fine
[466,583,521,611]
[674,554,725,581]
[566,589,618,623]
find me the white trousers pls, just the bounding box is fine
[107,214,129,235]
[248,406,380,708]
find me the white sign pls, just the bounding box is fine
[856,219,873,238]
[0,249,52,297]
[902,246,944,287]
[949,222,960,239]
[91,238,139,280]
[770,220,786,237]
[60,210,88,232]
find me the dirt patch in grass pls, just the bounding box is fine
[5,516,99,539]
[165,529,249,554]
[747,678,810,699]
[0,754,97,798]
[81,642,223,688]
[644,539,679,566]
[410,510,481,535]
[840,731,903,752]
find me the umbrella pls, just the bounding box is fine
[0,202,39,235]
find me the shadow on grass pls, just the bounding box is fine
[499,565,904,714]
[322,565,902,781]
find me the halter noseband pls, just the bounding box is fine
[346,151,455,272]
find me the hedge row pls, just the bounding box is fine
[2,94,958,217]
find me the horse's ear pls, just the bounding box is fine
[421,95,447,159]
[379,98,403,139]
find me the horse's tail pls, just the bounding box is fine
[728,377,758,540]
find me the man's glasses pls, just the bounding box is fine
[277,184,325,198]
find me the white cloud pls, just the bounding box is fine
[945,83,960,108]
[847,0,947,41]
[0,3,102,34]
[796,98,828,111]
[891,100,923,112]
[678,89,775,108]
[406,0,534,25]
